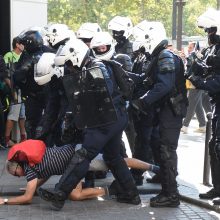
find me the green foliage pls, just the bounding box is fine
[48,0,218,37]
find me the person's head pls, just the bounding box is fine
[187,42,196,54]
[34,52,64,85]
[19,30,43,53]
[46,23,74,49]
[197,8,220,45]
[108,16,133,43]
[205,27,220,45]
[132,38,149,58]
[12,36,24,54]
[6,161,25,177]
[54,39,90,69]
[76,23,102,48]
[90,32,115,61]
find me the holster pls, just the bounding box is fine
[169,93,185,116]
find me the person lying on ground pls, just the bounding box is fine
[1,144,159,205]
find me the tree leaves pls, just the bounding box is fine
[48,0,218,37]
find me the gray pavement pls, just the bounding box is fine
[0,118,220,219]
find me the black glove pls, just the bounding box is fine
[188,74,201,87]
[35,126,46,140]
[207,55,216,66]
[215,143,220,161]
[131,99,149,116]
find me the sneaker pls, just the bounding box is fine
[181,126,188,134]
[199,188,220,199]
[7,140,15,147]
[150,192,180,207]
[37,187,66,211]
[194,126,206,133]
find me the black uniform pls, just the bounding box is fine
[189,32,220,203]
[13,30,47,139]
[38,57,140,210]
[129,44,188,207]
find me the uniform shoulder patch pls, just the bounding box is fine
[158,50,175,73]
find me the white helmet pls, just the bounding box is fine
[108,16,133,39]
[76,23,102,39]
[54,39,90,67]
[46,23,74,48]
[197,8,220,35]
[133,21,167,54]
[34,53,64,85]
[132,38,150,53]
[90,32,116,61]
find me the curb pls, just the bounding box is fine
[179,194,220,213]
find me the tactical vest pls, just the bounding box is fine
[62,58,117,129]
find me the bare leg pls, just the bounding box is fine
[68,159,157,201]
[18,118,26,135]
[124,158,151,170]
[69,181,105,201]
[5,120,14,137]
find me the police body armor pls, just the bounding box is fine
[115,39,133,58]
[202,44,220,103]
[13,50,44,98]
[62,59,117,129]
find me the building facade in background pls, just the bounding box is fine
[0,0,47,55]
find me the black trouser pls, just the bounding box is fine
[158,104,183,194]
[209,104,220,192]
[124,106,136,154]
[25,96,45,139]
[131,113,154,178]
[55,107,138,198]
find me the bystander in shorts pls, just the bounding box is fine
[7,102,25,121]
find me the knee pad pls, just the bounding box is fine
[75,147,88,161]
[160,145,171,161]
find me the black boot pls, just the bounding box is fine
[199,188,220,199]
[108,180,124,196]
[107,158,141,205]
[213,198,220,205]
[150,192,180,207]
[37,187,66,211]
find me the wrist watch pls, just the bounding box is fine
[3,198,8,204]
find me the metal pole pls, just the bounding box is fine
[217,0,220,10]
[203,112,212,186]
[172,0,177,41]
[176,0,184,51]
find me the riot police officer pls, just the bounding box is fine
[13,30,47,139]
[129,39,188,207]
[188,9,220,204]
[108,16,133,58]
[38,39,140,210]
[34,23,75,146]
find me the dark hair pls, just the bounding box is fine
[12,37,21,49]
